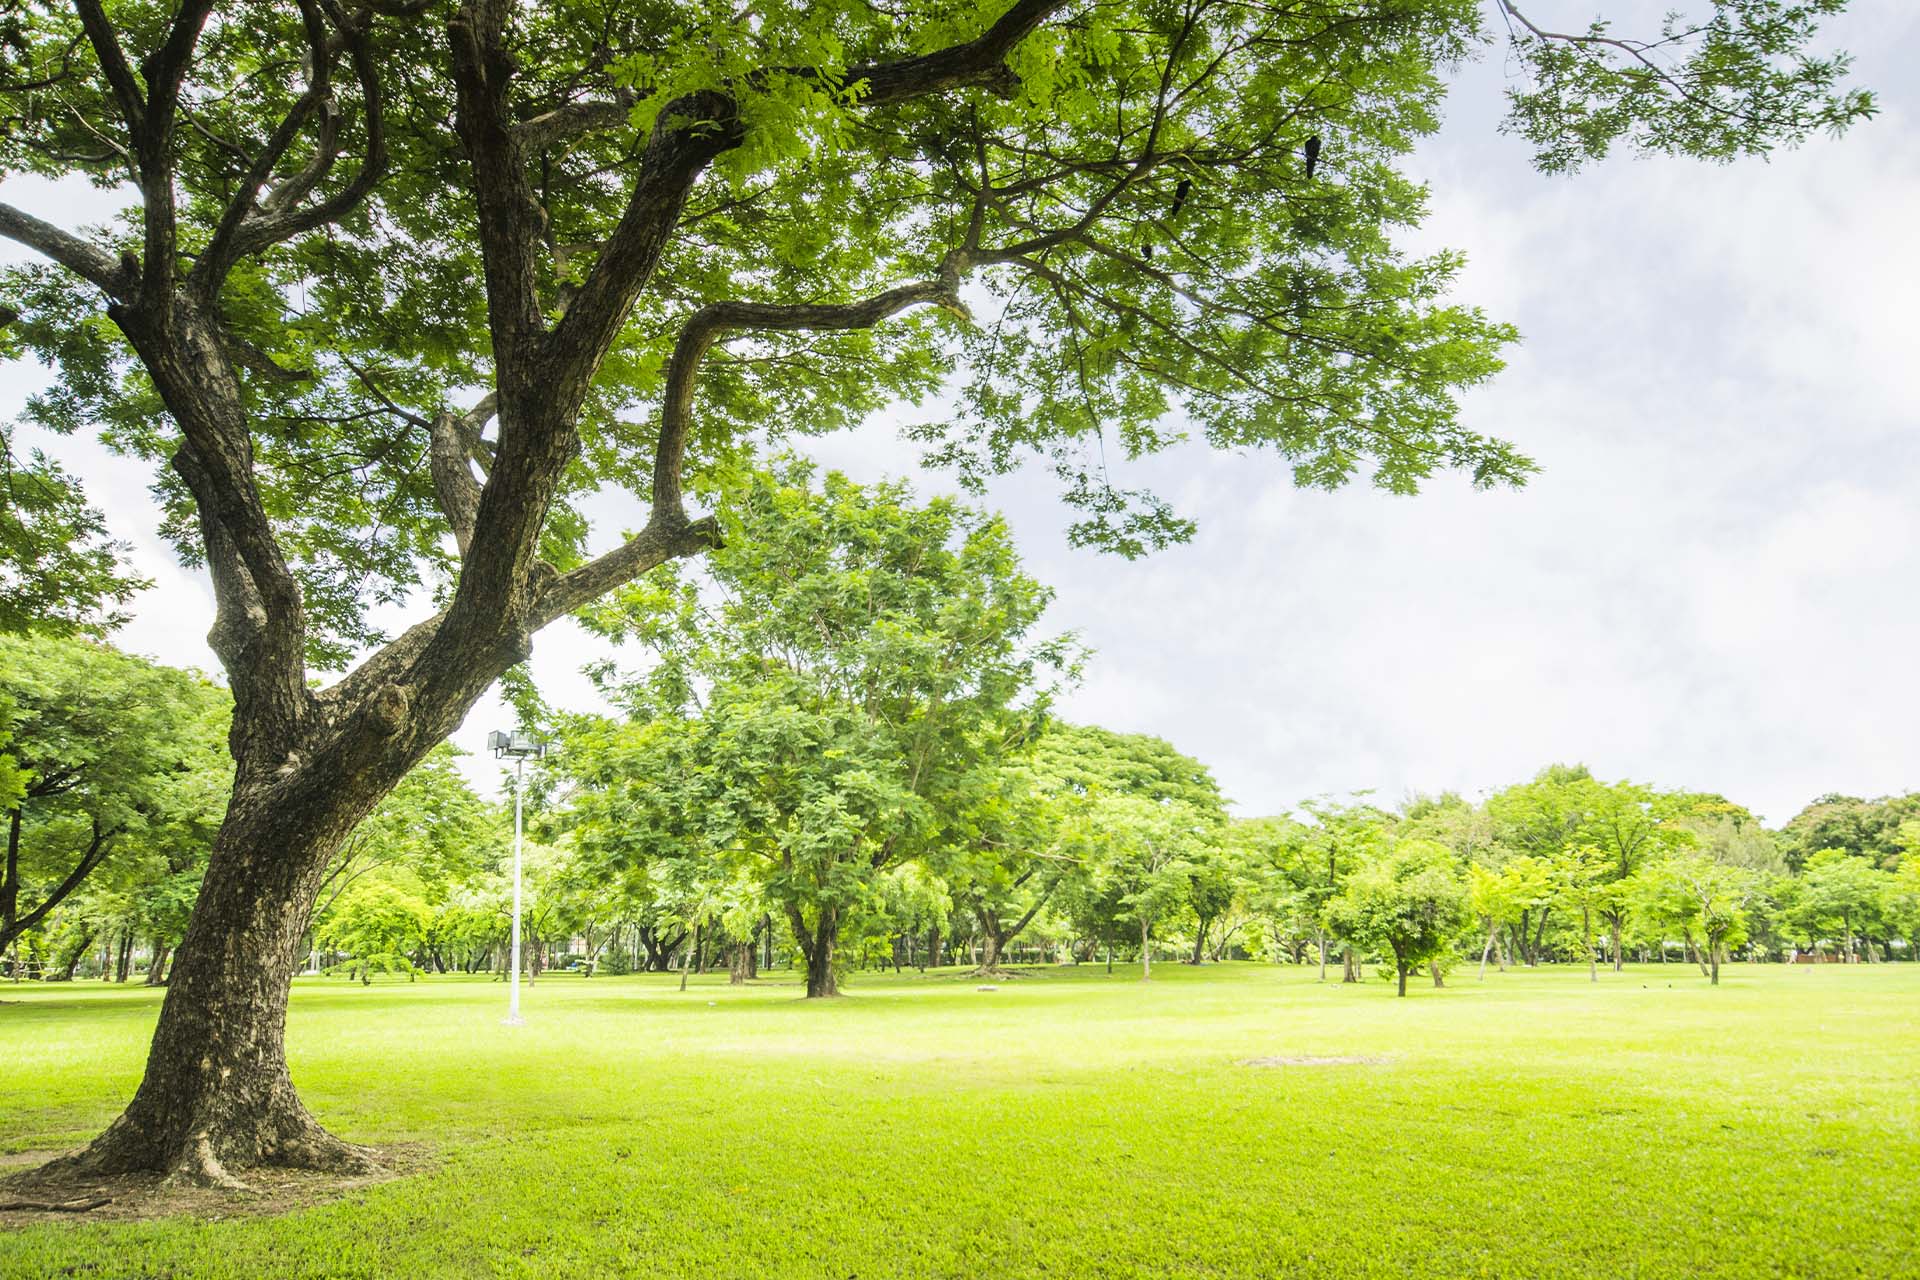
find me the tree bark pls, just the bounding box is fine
[34,782,396,1189]
[1139,917,1152,981]
[1341,947,1358,984]
[977,927,1002,975]
[1316,927,1327,981]
[1396,961,1407,997]
[1430,960,1444,988]
[791,906,840,998]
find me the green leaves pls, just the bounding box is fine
[0,426,148,637]
[1324,838,1472,986]
[0,632,231,945]
[562,464,1068,975]
[1499,1,1876,172]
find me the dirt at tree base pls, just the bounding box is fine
[0,1142,432,1229]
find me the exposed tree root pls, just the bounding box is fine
[20,1100,381,1197]
[965,966,1025,979]
[162,1136,253,1192]
[0,1195,111,1212]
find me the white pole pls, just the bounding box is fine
[505,755,525,1026]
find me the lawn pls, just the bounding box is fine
[1,962,1914,1278]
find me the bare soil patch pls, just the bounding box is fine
[1239,1054,1387,1067]
[0,1143,432,1229]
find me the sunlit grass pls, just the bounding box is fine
[2,961,1914,1278]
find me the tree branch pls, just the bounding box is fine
[535,514,721,626]
[848,0,1064,105]
[429,410,483,556]
[191,0,333,291]
[70,0,145,137]
[511,95,634,150]
[197,0,390,291]
[0,820,116,950]
[446,0,547,367]
[0,202,127,294]
[651,268,970,520]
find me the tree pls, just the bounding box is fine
[1231,816,1317,964]
[316,881,430,983]
[0,427,148,637]
[0,0,1868,1187]
[570,465,1065,997]
[1780,794,1920,872]
[1080,793,1218,981]
[931,749,1065,978]
[1033,725,1225,978]
[1634,855,1761,984]
[1467,862,1520,978]
[1298,799,1397,981]
[1325,838,1470,996]
[1581,781,1690,971]
[0,635,229,956]
[1554,842,1611,982]
[1793,850,1891,963]
[1186,855,1238,965]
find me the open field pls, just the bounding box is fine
[1,962,1915,1278]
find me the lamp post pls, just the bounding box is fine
[488,729,548,1026]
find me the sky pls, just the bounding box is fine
[3,6,1916,825]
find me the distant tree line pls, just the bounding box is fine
[5,470,1916,994]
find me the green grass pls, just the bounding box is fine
[1,961,1914,1278]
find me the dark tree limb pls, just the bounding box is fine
[652,269,970,520]
[0,816,116,954]
[0,202,126,294]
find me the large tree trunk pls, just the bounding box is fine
[1396,961,1407,997]
[1610,915,1624,973]
[1190,916,1210,965]
[36,783,388,1189]
[1139,917,1152,981]
[791,906,840,998]
[974,927,1004,976]
[1430,960,1444,988]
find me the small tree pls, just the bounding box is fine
[316,882,430,984]
[1325,840,1470,997]
[1666,856,1762,985]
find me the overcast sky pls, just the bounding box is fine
[4,6,1915,825]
